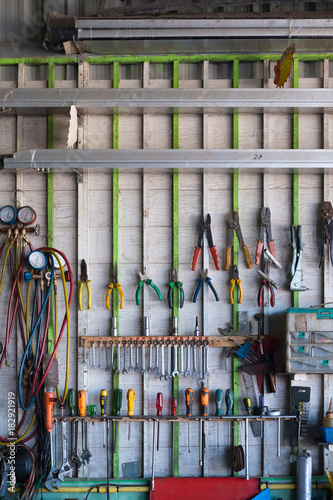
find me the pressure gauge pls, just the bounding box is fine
[0,205,17,225]
[28,251,47,271]
[17,206,37,226]
[50,252,67,270]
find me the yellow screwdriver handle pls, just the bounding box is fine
[127,388,135,416]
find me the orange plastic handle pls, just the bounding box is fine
[267,240,276,259]
[225,247,232,271]
[44,391,56,432]
[255,240,264,265]
[242,245,253,269]
[78,390,86,417]
[191,246,201,271]
[210,245,220,270]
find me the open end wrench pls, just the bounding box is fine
[160,341,166,381]
[140,340,146,375]
[184,340,191,377]
[147,340,153,374]
[128,340,134,372]
[153,341,160,373]
[172,340,179,378]
[104,341,110,372]
[134,341,140,372]
[122,340,128,374]
[192,340,199,379]
[115,340,121,374]
[166,341,172,380]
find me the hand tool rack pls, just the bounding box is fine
[80,335,253,347]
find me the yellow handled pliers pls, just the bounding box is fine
[230,265,243,305]
[106,264,124,310]
[78,259,92,311]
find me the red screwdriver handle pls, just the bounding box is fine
[255,240,264,265]
[210,245,220,270]
[191,246,201,271]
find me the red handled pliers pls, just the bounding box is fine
[191,214,220,271]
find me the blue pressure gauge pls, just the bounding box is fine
[28,251,48,271]
[0,205,17,225]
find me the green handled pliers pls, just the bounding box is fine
[136,269,163,306]
[167,268,185,309]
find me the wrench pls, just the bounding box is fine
[104,341,110,372]
[140,340,146,374]
[159,341,166,381]
[128,341,134,372]
[98,340,102,369]
[172,341,179,377]
[81,419,93,465]
[110,340,114,372]
[166,341,172,380]
[147,340,153,374]
[115,340,121,374]
[122,340,128,374]
[203,340,210,379]
[91,341,96,369]
[179,340,184,377]
[134,341,140,372]
[184,340,191,377]
[192,341,199,379]
[153,341,160,373]
[70,419,82,469]
[58,419,73,480]
[45,421,61,492]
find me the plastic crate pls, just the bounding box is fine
[319,425,333,443]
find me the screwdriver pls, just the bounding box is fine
[156,393,163,451]
[100,389,107,447]
[113,389,122,453]
[69,388,76,416]
[200,388,209,466]
[127,388,135,441]
[185,388,193,453]
[215,389,223,452]
[78,390,86,417]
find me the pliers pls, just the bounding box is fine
[191,214,220,271]
[78,259,92,311]
[257,260,275,307]
[319,201,333,268]
[255,207,276,265]
[106,263,124,310]
[136,269,163,306]
[167,268,185,309]
[229,265,243,305]
[193,269,219,303]
[225,211,253,270]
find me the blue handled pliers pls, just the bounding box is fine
[192,269,219,303]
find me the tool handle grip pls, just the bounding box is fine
[255,240,264,265]
[267,239,276,259]
[78,281,84,311]
[191,246,201,271]
[206,277,219,302]
[210,245,220,270]
[229,280,235,305]
[135,281,143,306]
[192,279,203,304]
[242,245,253,269]
[86,281,92,310]
[106,284,112,310]
[116,283,125,309]
[225,247,232,271]
[237,279,243,304]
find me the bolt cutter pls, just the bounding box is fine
[193,269,219,303]
[136,269,163,306]
[106,263,124,310]
[225,211,253,271]
[78,259,92,311]
[255,207,276,265]
[229,265,243,305]
[192,214,220,271]
[167,268,185,309]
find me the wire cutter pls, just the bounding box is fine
[229,265,243,305]
[136,269,163,306]
[106,263,124,310]
[191,214,220,271]
[255,207,276,265]
[167,268,185,309]
[225,211,253,271]
[78,259,92,311]
[257,261,275,307]
[319,201,333,268]
[193,269,219,303]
